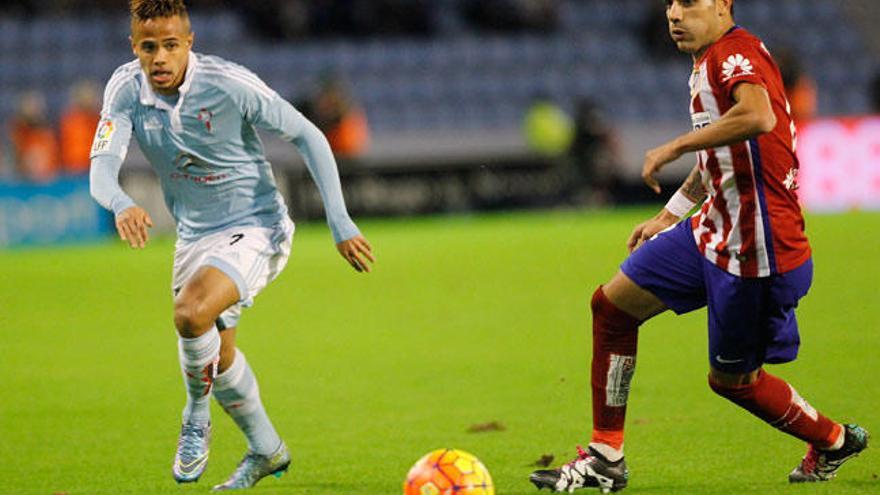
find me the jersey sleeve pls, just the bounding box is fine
[708,37,769,102]
[90,67,136,160]
[89,66,138,214]
[224,66,307,140]
[225,67,360,242]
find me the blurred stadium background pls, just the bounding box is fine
[0,0,878,246]
[1,3,879,493]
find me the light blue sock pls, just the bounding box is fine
[178,327,220,424]
[213,349,282,456]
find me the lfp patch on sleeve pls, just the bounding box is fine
[92,119,115,153]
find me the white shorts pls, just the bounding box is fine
[171,217,295,329]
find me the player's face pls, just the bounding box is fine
[131,15,193,95]
[666,0,731,56]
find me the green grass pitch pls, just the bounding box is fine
[1,207,877,494]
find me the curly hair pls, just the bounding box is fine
[129,0,189,22]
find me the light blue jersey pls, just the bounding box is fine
[90,52,358,242]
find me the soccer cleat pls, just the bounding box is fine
[530,446,628,493]
[212,441,291,491]
[789,424,869,483]
[172,421,211,483]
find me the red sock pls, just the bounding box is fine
[590,286,640,450]
[709,370,842,449]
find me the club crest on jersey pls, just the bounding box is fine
[784,167,799,191]
[91,119,114,153]
[721,53,754,82]
[197,108,213,132]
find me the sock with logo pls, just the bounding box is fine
[589,286,640,460]
[709,370,843,449]
[179,327,221,425]
[213,349,282,456]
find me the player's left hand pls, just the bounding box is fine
[336,234,374,273]
[642,141,683,194]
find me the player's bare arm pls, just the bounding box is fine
[679,163,706,203]
[336,234,375,273]
[115,205,154,249]
[627,164,706,252]
[642,82,775,193]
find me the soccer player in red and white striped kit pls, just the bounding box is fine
[530,1,868,492]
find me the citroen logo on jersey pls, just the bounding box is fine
[197,107,214,132]
[721,53,754,82]
[174,152,210,171]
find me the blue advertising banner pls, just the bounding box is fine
[0,177,112,247]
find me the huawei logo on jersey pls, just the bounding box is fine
[721,53,754,82]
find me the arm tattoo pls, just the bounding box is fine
[680,165,706,203]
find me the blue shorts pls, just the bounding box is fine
[621,221,812,373]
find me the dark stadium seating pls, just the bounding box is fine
[0,0,874,136]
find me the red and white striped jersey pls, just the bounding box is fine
[688,26,810,278]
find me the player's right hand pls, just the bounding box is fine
[115,206,153,249]
[626,209,679,253]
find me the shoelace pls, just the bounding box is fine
[564,446,593,469]
[228,451,282,488]
[229,452,262,482]
[178,424,206,459]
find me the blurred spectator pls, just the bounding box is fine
[522,94,573,157]
[2,0,231,15]
[872,70,880,113]
[345,0,435,37]
[463,0,560,33]
[237,0,435,40]
[568,98,620,205]
[9,91,59,183]
[775,49,817,124]
[234,0,310,40]
[640,2,679,59]
[59,80,102,175]
[0,139,10,179]
[298,75,370,160]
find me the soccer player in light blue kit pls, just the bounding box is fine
[89,1,375,489]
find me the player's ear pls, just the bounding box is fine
[129,35,137,56]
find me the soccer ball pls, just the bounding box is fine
[403,448,494,495]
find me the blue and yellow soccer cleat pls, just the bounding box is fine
[212,442,291,491]
[172,422,211,483]
[789,424,869,482]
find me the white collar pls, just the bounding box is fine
[139,52,198,132]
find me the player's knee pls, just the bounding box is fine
[590,286,609,317]
[591,286,640,335]
[173,299,215,338]
[708,367,761,393]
